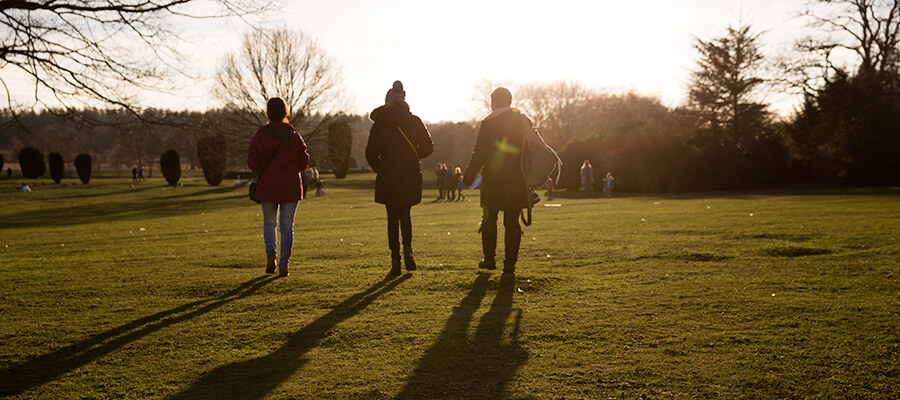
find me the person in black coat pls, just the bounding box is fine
[366,80,434,275]
[463,87,530,274]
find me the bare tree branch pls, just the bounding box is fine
[0,0,274,127]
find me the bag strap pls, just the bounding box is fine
[258,135,289,179]
[397,126,420,160]
[520,206,533,226]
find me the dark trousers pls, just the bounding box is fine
[386,204,412,258]
[481,206,522,266]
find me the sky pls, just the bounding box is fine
[5,0,818,122]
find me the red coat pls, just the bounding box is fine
[247,122,310,202]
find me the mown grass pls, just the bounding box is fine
[0,175,898,399]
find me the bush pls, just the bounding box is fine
[48,152,64,183]
[197,134,227,186]
[74,153,92,184]
[159,149,181,186]
[18,147,46,179]
[328,121,352,179]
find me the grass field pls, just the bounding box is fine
[0,175,898,399]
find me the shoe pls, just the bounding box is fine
[503,260,516,274]
[278,268,290,277]
[403,246,417,271]
[478,259,497,270]
[389,257,402,276]
[265,254,276,274]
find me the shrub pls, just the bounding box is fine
[328,121,352,179]
[74,153,92,184]
[48,152,64,183]
[159,149,181,186]
[196,134,227,186]
[18,147,46,179]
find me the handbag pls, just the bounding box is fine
[249,137,288,203]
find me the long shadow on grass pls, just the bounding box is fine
[1,194,244,228]
[169,274,410,400]
[147,185,243,200]
[0,275,277,397]
[395,273,527,399]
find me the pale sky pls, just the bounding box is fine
[5,0,818,122]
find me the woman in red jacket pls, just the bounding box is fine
[247,98,310,277]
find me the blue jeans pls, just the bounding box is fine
[261,201,298,269]
[583,182,592,197]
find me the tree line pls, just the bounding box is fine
[1,0,898,190]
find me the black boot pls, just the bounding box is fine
[390,256,402,276]
[403,246,417,271]
[478,258,497,270]
[502,260,516,275]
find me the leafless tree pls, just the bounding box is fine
[781,0,900,93]
[213,27,346,140]
[515,80,596,147]
[0,0,272,127]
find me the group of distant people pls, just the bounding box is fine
[301,167,324,198]
[248,82,533,277]
[434,163,465,201]
[580,160,614,198]
[131,167,145,182]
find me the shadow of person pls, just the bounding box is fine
[169,274,410,400]
[0,275,277,397]
[395,273,527,399]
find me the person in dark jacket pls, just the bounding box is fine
[463,87,529,274]
[247,97,310,277]
[366,80,434,275]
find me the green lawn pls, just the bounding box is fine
[0,175,898,399]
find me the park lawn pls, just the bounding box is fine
[0,175,898,399]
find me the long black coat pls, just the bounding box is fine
[463,108,529,210]
[366,102,434,206]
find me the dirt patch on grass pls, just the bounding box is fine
[763,246,833,257]
[634,252,732,262]
[735,233,815,242]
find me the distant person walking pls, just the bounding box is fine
[6,167,11,180]
[445,164,457,201]
[131,167,138,182]
[366,80,434,275]
[463,87,531,274]
[580,160,594,197]
[604,172,615,197]
[436,163,449,201]
[454,166,465,201]
[138,167,144,181]
[247,97,310,277]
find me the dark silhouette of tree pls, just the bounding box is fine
[0,1,272,125]
[74,153,92,184]
[159,149,181,186]
[688,25,769,150]
[786,0,900,185]
[17,146,45,178]
[685,25,791,189]
[48,152,63,183]
[0,154,3,172]
[196,134,227,186]
[327,120,352,178]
